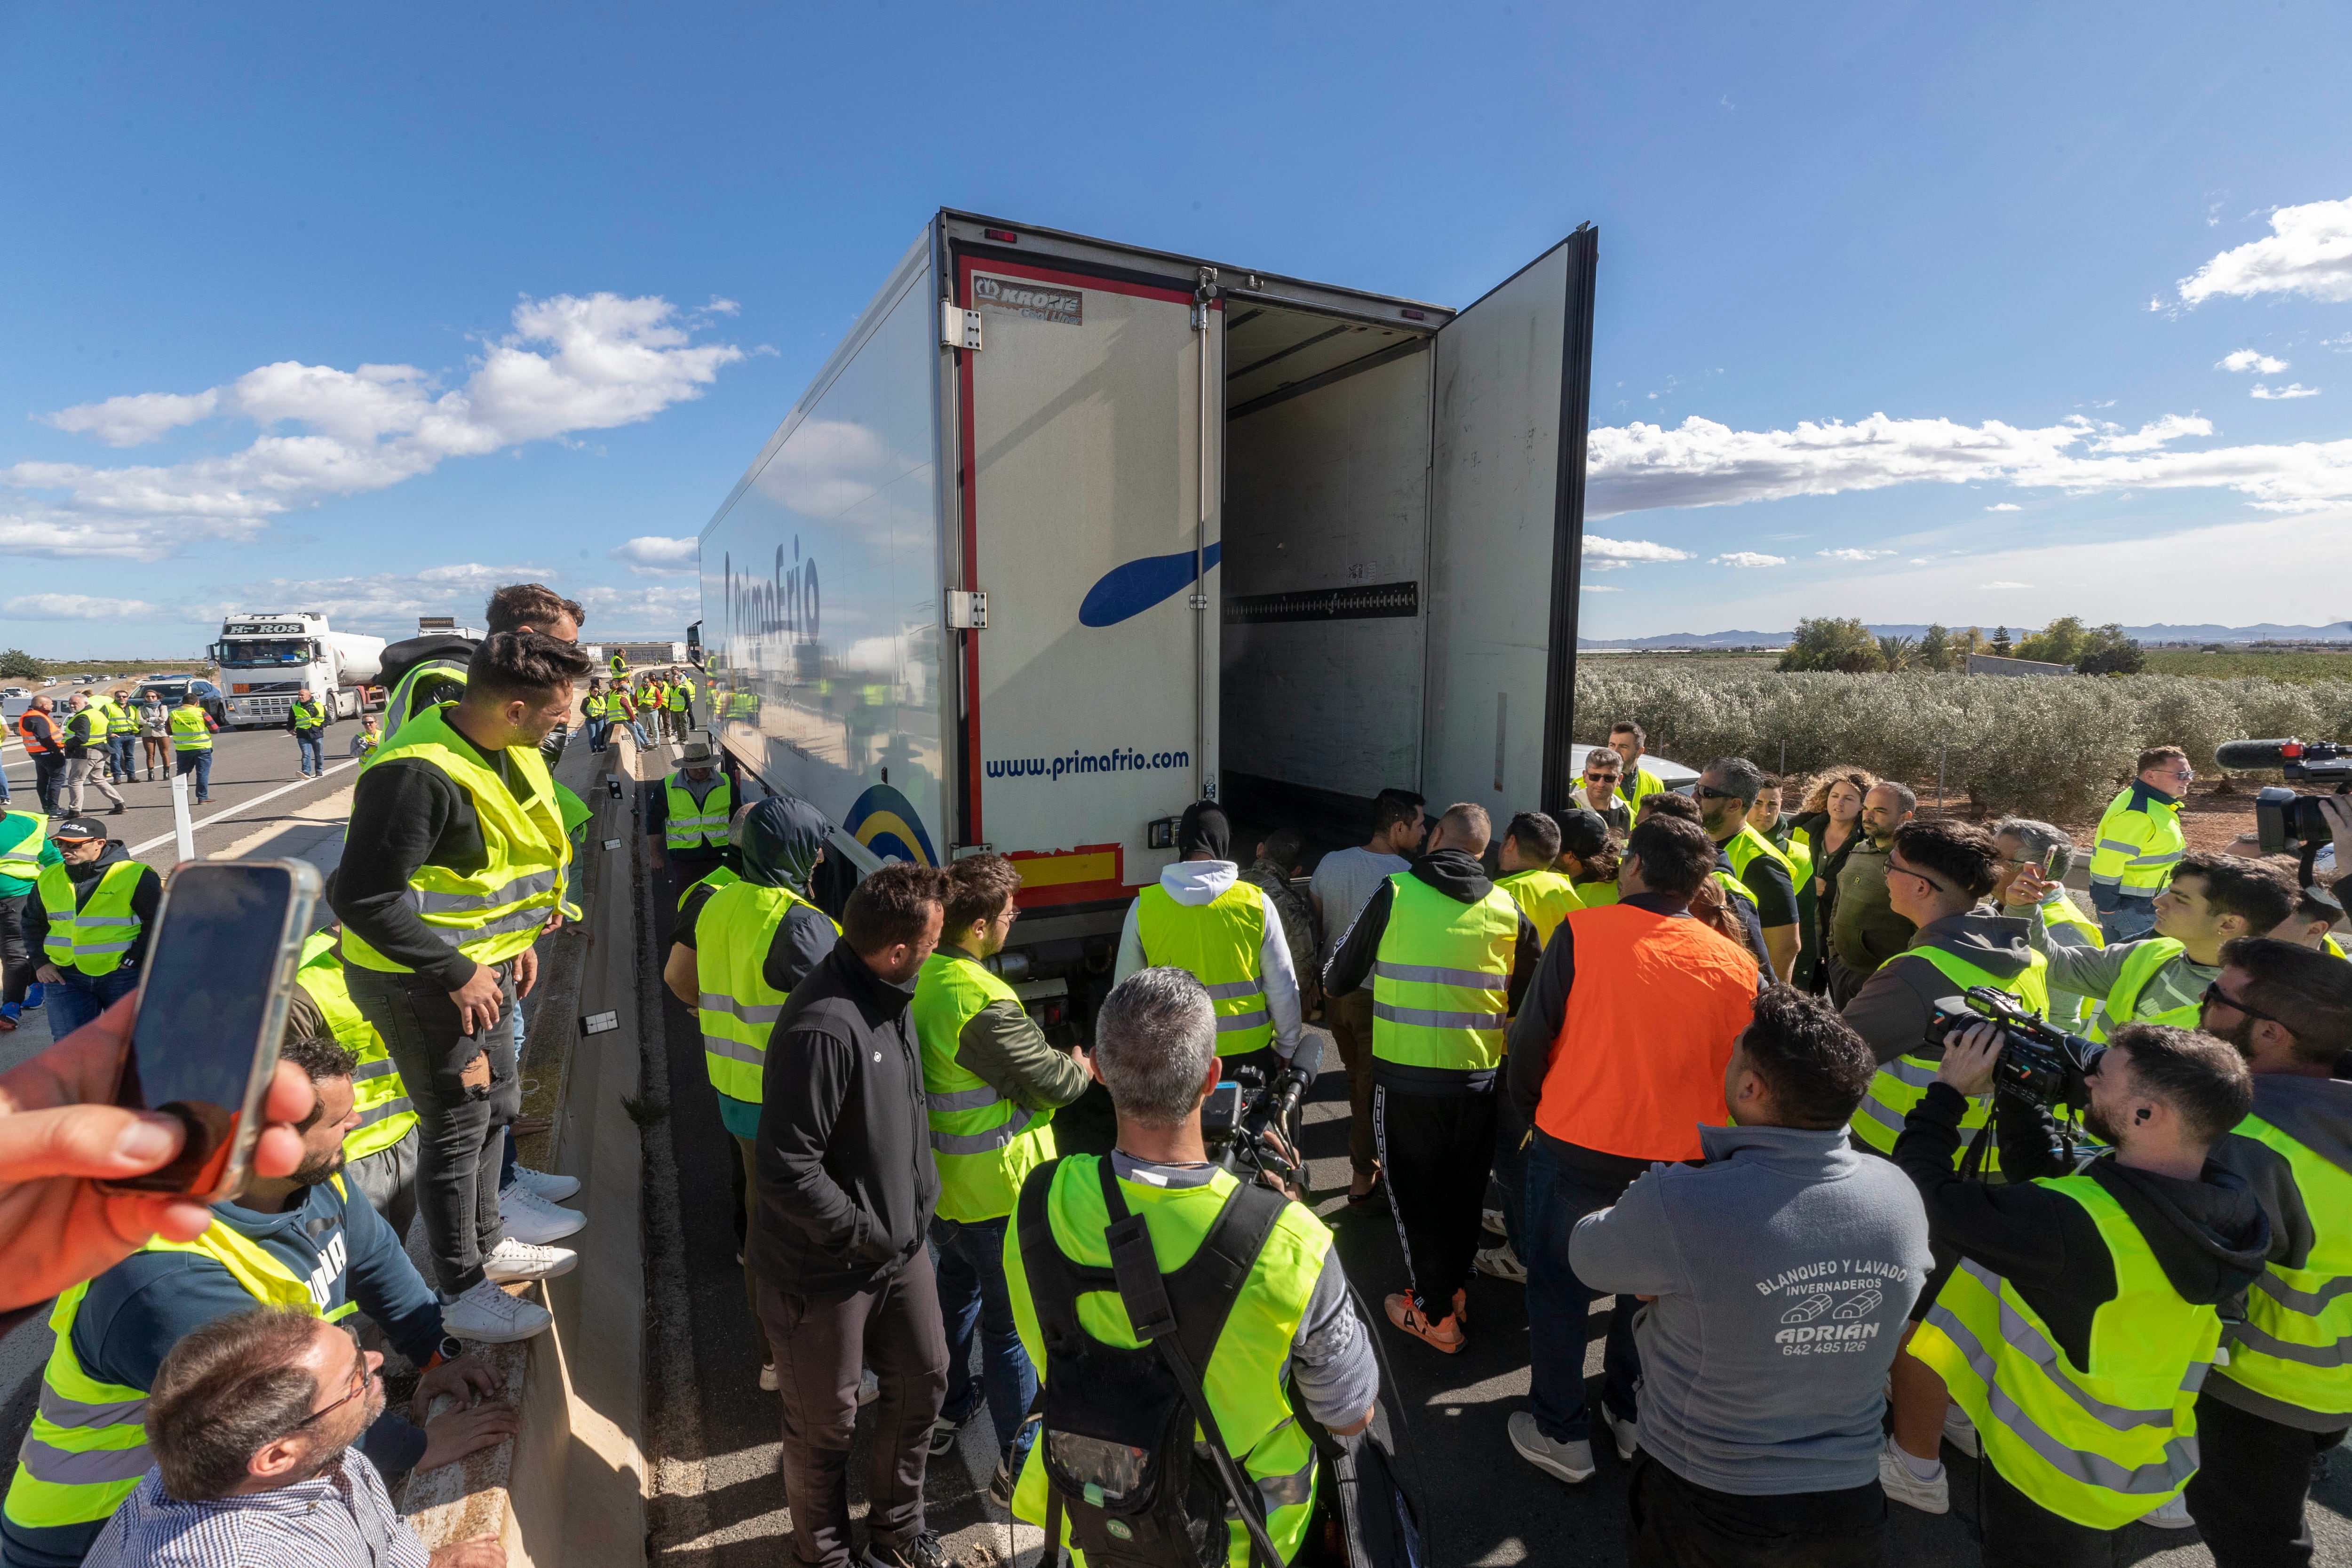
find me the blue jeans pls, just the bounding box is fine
[628,721,651,747]
[295,733,325,776]
[1524,1130,1643,1443]
[584,718,610,753]
[930,1213,1038,1467]
[111,736,136,778]
[45,966,141,1038]
[175,749,212,801]
[2098,896,2156,947]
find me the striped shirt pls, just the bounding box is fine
[80,1450,429,1568]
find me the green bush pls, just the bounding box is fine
[1572,665,2352,821]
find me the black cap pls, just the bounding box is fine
[50,816,107,842]
[1557,809,1612,860]
[1176,800,1232,861]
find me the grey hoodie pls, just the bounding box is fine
[1568,1122,1933,1495]
[1841,909,2036,1069]
[2206,1073,2352,1432]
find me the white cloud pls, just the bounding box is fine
[1712,551,1787,568]
[1986,502,2021,511]
[2178,197,2352,306]
[1583,534,1695,570]
[3,592,163,620]
[610,534,699,576]
[1581,584,1622,592]
[2219,350,2289,374]
[1978,581,2034,589]
[1586,409,2352,517]
[5,294,744,560]
[2327,334,2352,352]
[1817,548,1895,562]
[2251,383,2321,400]
[572,581,702,630]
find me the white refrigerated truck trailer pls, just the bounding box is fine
[699,209,1598,989]
[210,612,386,728]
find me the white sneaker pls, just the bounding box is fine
[510,1163,581,1202]
[483,1236,576,1283]
[858,1368,880,1406]
[500,1185,587,1244]
[1508,1410,1595,1484]
[2144,1495,2196,1530]
[1481,1207,1507,1237]
[1942,1402,1980,1459]
[1601,1404,1639,1463]
[443,1279,554,1343]
[760,1363,779,1392]
[1474,1243,1526,1283]
[1878,1436,1949,1514]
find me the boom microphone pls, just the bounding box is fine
[2215,739,2299,771]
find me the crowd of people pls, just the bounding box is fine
[4,590,2349,1568]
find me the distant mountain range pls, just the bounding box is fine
[1581,623,2352,650]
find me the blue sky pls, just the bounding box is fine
[4,1,2350,656]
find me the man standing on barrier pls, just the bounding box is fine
[1005,967,1379,1567]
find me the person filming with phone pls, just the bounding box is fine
[1891,1018,2270,1566]
[329,629,593,1345]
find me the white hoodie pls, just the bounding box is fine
[1112,859,1303,1057]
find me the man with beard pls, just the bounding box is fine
[81,1308,506,1568]
[2186,938,2352,1568]
[0,1037,515,1568]
[1891,1022,2271,1564]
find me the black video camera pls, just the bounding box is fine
[1926,987,2100,1115]
[1200,1036,1321,1194]
[2214,739,2352,853]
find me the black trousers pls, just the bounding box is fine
[345,961,520,1296]
[1978,1460,2115,1568]
[755,1252,948,1568]
[1627,1451,1886,1568]
[2183,1392,2347,1568]
[31,756,63,816]
[1374,1083,1496,1314]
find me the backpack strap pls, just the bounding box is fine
[1016,1157,1089,1353]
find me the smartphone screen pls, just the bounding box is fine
[112,863,299,1197]
[2042,847,2062,876]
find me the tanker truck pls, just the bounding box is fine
[209,612,387,728]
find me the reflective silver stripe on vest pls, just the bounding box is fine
[410,868,561,915]
[2229,1318,2351,1369]
[928,1085,1006,1113]
[930,1105,1036,1156]
[2250,1268,2352,1317]
[1375,960,1507,991]
[352,1098,413,1128]
[700,1032,765,1067]
[351,1059,400,1082]
[699,992,787,1026]
[1373,1001,1507,1031]
[36,1385,146,1431]
[1215,1008,1271,1033]
[16,1436,153,1487]
[2098,837,2140,857]
[1198,979,1262,1001]
[1209,1436,1316,1515]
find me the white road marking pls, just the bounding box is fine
[128,757,363,855]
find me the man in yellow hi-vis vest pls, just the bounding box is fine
[2190,939,2352,1562]
[0,1037,516,1568]
[327,630,592,1346]
[2088,746,2193,944]
[1887,1021,2270,1557]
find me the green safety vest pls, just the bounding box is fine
[290,699,325,732]
[296,934,417,1162]
[1850,944,2050,1169]
[0,810,48,884]
[100,700,135,738]
[610,653,627,676]
[66,708,106,748]
[552,781,593,922]
[37,861,144,977]
[2217,1115,2352,1422]
[664,773,732,851]
[376,657,471,757]
[1495,868,1580,952]
[2090,786,2186,902]
[914,950,1059,1223]
[1005,1156,1329,1566]
[2089,939,2201,1044]
[167,705,211,752]
[1719,822,1796,916]
[1370,873,1518,1072]
[1573,876,1620,908]
[1913,1173,2218,1529]
[680,864,741,912]
[696,881,838,1104]
[342,704,569,974]
[1135,881,1272,1057]
[666,683,691,712]
[1,1180,356,1536]
[2040,889,2106,1028]
[1776,827,1814,897]
[583,693,608,718]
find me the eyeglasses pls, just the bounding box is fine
[1694,786,1743,802]
[293,1337,374,1432]
[2201,980,2286,1029]
[1885,861,1947,895]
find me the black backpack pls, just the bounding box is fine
[1017,1156,1292,1568]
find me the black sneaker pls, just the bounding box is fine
[926,1408,970,1457]
[862,1531,948,1568]
[987,1453,1015,1512]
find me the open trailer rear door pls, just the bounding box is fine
[1419,225,1598,820]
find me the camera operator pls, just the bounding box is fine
[1895,1022,2269,1565]
[2183,938,2352,1567]
[2005,852,2296,1041]
[1004,968,1377,1567]
[1568,987,1929,1568]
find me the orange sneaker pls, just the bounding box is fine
[1453,1287,1470,1327]
[1384,1292,1465,1354]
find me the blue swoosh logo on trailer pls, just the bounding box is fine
[1078,541,1223,628]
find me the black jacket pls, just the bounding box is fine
[1894,1083,2270,1368]
[377,634,477,711]
[1322,848,1541,1095]
[751,942,939,1298]
[25,843,165,972]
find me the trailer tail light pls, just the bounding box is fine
[984,228,1018,243]
[1400,308,1426,321]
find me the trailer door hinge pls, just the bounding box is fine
[942,302,982,351]
[946,589,988,630]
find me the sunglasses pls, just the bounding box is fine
[1694,786,1744,802]
[2201,980,2284,1029]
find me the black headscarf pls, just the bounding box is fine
[1177,799,1232,862]
[735,795,830,894]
